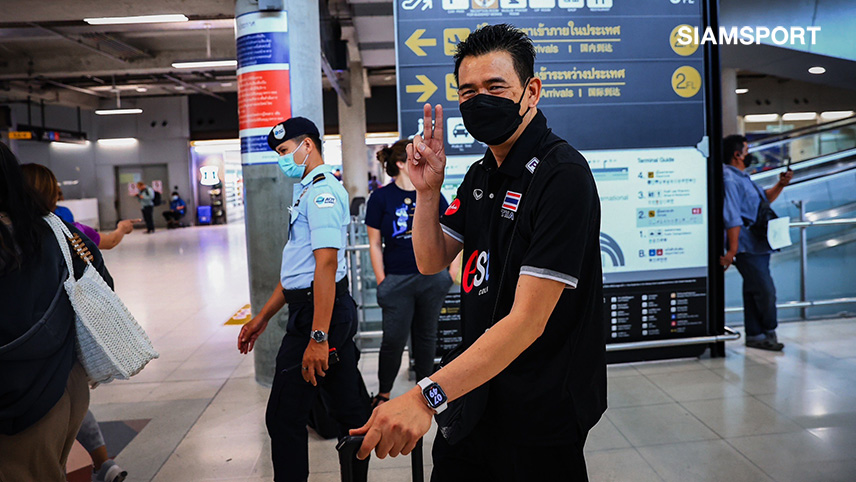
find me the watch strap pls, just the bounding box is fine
[418,377,448,414]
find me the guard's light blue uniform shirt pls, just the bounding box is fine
[723,164,771,255]
[280,164,350,290]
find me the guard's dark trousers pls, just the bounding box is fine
[266,293,371,482]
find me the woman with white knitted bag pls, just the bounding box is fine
[0,143,102,481]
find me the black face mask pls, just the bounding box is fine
[459,79,531,146]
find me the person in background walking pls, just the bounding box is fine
[135,181,155,233]
[365,140,453,408]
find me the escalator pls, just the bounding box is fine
[747,115,856,189]
[723,116,856,322]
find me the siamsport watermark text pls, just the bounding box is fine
[677,26,821,46]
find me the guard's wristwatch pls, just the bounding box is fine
[418,377,448,414]
[310,330,328,343]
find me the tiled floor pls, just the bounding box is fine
[94,225,856,481]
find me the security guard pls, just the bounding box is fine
[351,24,606,481]
[237,117,370,482]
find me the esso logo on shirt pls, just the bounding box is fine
[445,198,461,216]
[462,250,490,295]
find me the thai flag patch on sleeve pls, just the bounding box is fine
[502,191,522,212]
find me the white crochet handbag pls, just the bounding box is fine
[44,213,158,384]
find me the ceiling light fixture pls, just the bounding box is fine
[744,114,780,123]
[808,66,826,74]
[220,82,233,87]
[96,78,143,115]
[84,14,188,25]
[782,112,817,121]
[136,87,148,93]
[172,60,237,69]
[735,88,748,94]
[97,138,138,146]
[191,139,239,147]
[820,110,854,121]
[95,108,143,115]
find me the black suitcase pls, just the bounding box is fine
[336,435,424,482]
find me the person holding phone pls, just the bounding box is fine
[721,135,793,351]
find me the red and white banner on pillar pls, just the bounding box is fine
[236,11,291,165]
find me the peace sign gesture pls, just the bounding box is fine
[406,103,446,194]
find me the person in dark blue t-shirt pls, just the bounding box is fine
[365,140,453,407]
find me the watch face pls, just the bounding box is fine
[312,331,326,342]
[424,384,447,408]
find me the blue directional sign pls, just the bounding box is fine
[395,0,705,152]
[395,0,721,355]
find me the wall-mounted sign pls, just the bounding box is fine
[8,131,33,140]
[236,10,292,166]
[199,166,221,186]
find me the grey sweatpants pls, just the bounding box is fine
[376,271,453,393]
[75,409,105,452]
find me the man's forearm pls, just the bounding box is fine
[726,226,740,253]
[258,283,287,323]
[412,191,447,274]
[765,185,783,203]
[311,256,336,333]
[429,309,542,402]
[427,276,563,402]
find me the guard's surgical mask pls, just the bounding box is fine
[278,142,310,178]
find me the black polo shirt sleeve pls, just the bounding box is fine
[520,163,596,289]
[439,171,470,244]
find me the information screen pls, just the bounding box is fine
[395,0,715,347]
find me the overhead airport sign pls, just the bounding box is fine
[395,0,719,355]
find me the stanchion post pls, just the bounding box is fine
[798,201,808,320]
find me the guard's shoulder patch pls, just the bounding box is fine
[312,173,326,185]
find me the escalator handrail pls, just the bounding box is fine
[748,115,856,150]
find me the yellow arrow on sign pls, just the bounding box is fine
[405,29,437,57]
[406,75,438,102]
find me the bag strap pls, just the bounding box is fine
[43,214,94,282]
[487,138,567,326]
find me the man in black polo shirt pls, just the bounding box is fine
[351,24,606,479]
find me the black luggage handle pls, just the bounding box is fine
[337,435,424,482]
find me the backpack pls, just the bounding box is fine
[151,189,162,206]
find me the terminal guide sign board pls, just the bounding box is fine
[395,0,719,358]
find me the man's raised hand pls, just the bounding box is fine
[407,103,446,194]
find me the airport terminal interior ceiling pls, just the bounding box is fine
[1,0,855,124]
[0,0,398,111]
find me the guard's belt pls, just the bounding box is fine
[282,277,350,304]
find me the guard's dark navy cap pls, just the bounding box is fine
[267,117,320,151]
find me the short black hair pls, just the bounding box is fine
[293,134,323,156]
[722,135,747,165]
[454,24,535,87]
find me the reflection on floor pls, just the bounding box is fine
[94,225,856,482]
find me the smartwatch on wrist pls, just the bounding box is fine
[310,330,328,343]
[418,377,448,414]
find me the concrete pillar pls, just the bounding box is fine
[236,0,323,387]
[338,60,369,203]
[721,68,741,136]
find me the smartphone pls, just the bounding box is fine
[785,157,792,171]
